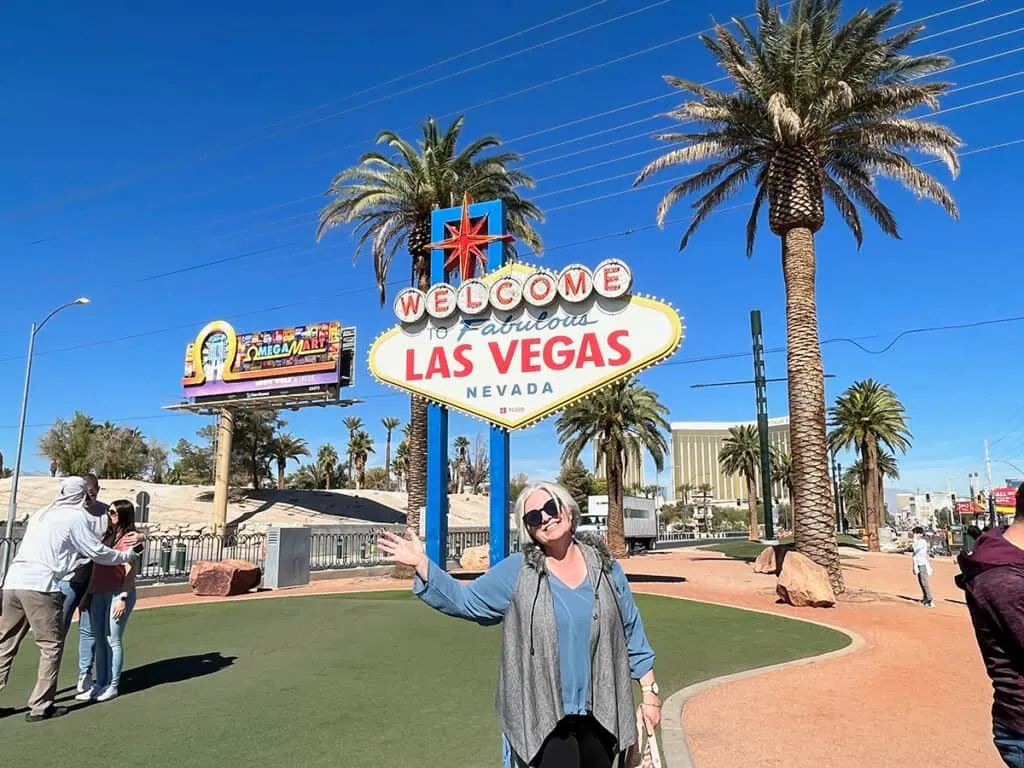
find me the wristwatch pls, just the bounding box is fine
[117,592,128,602]
[641,682,660,696]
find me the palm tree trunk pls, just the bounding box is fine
[607,448,627,558]
[863,439,882,553]
[405,252,432,536]
[278,459,285,489]
[782,228,845,593]
[384,432,393,491]
[747,472,760,541]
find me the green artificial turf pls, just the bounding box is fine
[0,591,847,767]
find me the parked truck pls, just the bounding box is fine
[579,495,659,552]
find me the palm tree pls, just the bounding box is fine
[719,425,762,541]
[393,439,409,492]
[633,1,959,591]
[556,378,669,557]
[771,449,793,502]
[348,431,376,490]
[828,379,912,551]
[268,433,311,489]
[844,451,900,529]
[677,482,694,507]
[316,444,340,491]
[453,436,471,495]
[381,417,402,491]
[342,416,364,487]
[317,116,544,533]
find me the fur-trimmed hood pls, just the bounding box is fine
[520,531,614,573]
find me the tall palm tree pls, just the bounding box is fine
[453,436,471,495]
[556,378,669,558]
[393,439,409,492]
[771,448,793,502]
[316,444,340,491]
[677,482,694,507]
[268,433,311,489]
[317,116,544,533]
[633,1,959,591]
[381,416,402,491]
[719,425,762,541]
[844,451,900,529]
[828,379,912,551]
[342,416,364,487]
[348,431,375,490]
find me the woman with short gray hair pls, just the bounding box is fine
[380,481,659,767]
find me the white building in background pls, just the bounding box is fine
[670,418,791,506]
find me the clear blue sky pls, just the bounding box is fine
[2,0,1023,496]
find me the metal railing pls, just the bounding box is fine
[1,526,739,585]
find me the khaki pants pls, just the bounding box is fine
[0,590,65,715]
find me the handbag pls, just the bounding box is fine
[624,705,662,768]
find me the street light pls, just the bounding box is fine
[1,298,90,581]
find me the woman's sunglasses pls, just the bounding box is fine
[523,498,559,529]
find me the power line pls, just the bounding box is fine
[0,0,636,223]
[5,308,1024,432]
[6,0,1000,252]
[1,133,1020,366]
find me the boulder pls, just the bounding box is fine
[459,545,490,571]
[776,551,835,608]
[753,544,793,575]
[190,559,262,597]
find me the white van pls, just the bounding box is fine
[582,495,659,552]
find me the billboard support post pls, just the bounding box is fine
[212,408,235,534]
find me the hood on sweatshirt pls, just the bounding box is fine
[956,526,1024,591]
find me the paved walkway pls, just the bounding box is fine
[135,548,1000,767]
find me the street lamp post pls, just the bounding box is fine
[1,298,90,582]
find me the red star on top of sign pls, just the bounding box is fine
[426,192,513,282]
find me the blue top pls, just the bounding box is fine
[413,551,656,766]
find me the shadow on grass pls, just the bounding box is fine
[120,652,236,695]
[625,574,686,584]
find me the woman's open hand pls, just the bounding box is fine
[378,528,427,572]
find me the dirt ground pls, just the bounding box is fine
[135,546,1001,767]
[0,476,490,530]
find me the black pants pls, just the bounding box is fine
[532,716,618,768]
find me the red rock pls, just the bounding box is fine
[776,551,835,608]
[189,559,261,597]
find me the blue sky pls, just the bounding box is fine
[1,0,1023,497]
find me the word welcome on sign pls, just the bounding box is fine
[368,261,683,430]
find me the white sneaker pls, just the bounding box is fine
[76,673,93,694]
[95,685,118,702]
[75,685,99,702]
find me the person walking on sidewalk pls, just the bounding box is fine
[0,477,140,722]
[912,526,935,608]
[57,473,108,695]
[958,485,1024,766]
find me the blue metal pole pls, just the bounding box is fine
[425,207,450,568]
[490,427,511,565]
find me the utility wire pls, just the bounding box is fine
[6,0,1001,251]
[0,135,1020,364]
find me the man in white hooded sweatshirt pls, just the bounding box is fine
[0,477,140,722]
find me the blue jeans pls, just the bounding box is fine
[88,590,136,689]
[58,580,95,678]
[995,723,1024,767]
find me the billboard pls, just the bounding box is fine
[367,260,684,430]
[993,487,1019,515]
[182,320,355,403]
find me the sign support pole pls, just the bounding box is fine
[426,207,451,567]
[212,408,234,535]
[489,204,511,566]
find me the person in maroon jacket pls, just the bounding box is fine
[959,484,1024,767]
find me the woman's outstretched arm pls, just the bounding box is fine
[379,529,520,625]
